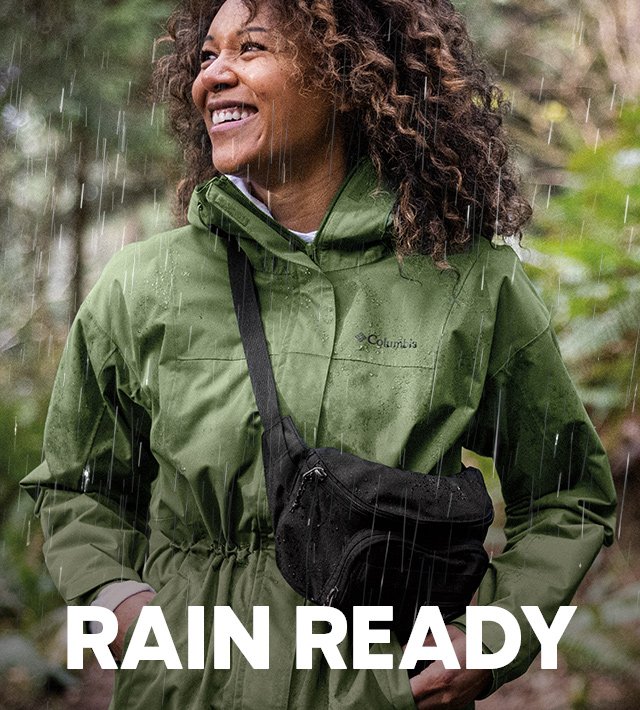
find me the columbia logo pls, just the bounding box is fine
[355,332,418,350]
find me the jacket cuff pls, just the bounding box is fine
[88,581,156,633]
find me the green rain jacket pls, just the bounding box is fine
[22,160,616,709]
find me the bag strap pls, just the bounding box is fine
[225,234,282,431]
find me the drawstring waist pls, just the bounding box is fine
[166,537,274,562]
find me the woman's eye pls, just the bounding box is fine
[240,41,266,54]
[200,50,218,65]
[199,42,264,66]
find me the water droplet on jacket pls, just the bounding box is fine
[81,466,91,492]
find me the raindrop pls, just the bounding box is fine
[81,466,90,492]
[623,194,630,225]
[617,453,630,539]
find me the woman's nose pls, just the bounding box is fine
[199,52,238,92]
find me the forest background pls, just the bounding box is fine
[0,0,638,708]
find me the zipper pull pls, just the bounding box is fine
[307,465,327,481]
[289,466,326,512]
[325,586,338,606]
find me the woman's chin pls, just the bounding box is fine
[210,152,256,178]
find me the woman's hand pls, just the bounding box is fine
[110,590,156,662]
[409,625,492,709]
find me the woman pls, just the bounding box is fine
[22,0,616,708]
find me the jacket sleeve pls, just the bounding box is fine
[21,292,158,606]
[458,256,617,694]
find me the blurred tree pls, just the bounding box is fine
[0,11,180,674]
[461,0,639,181]
[0,0,176,332]
[0,0,176,514]
[0,2,178,697]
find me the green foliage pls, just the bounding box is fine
[521,105,640,705]
[525,106,640,420]
[0,395,46,525]
[560,568,640,708]
[0,378,59,634]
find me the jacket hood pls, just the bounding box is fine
[187,159,396,272]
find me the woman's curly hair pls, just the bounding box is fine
[153,0,532,261]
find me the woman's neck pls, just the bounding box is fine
[246,150,349,234]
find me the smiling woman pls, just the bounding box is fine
[190,0,349,233]
[158,0,534,262]
[21,1,616,709]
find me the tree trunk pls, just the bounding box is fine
[70,137,88,320]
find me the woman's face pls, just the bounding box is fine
[191,0,343,186]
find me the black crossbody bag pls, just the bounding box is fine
[225,236,494,644]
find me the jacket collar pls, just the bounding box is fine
[188,159,396,273]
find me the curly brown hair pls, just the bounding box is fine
[153,0,531,262]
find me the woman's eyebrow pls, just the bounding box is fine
[203,27,267,42]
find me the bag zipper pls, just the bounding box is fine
[306,453,492,529]
[322,529,486,608]
[322,528,385,606]
[289,465,327,512]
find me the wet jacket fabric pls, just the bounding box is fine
[22,160,616,709]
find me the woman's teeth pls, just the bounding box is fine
[211,108,254,126]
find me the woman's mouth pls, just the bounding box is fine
[210,106,257,131]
